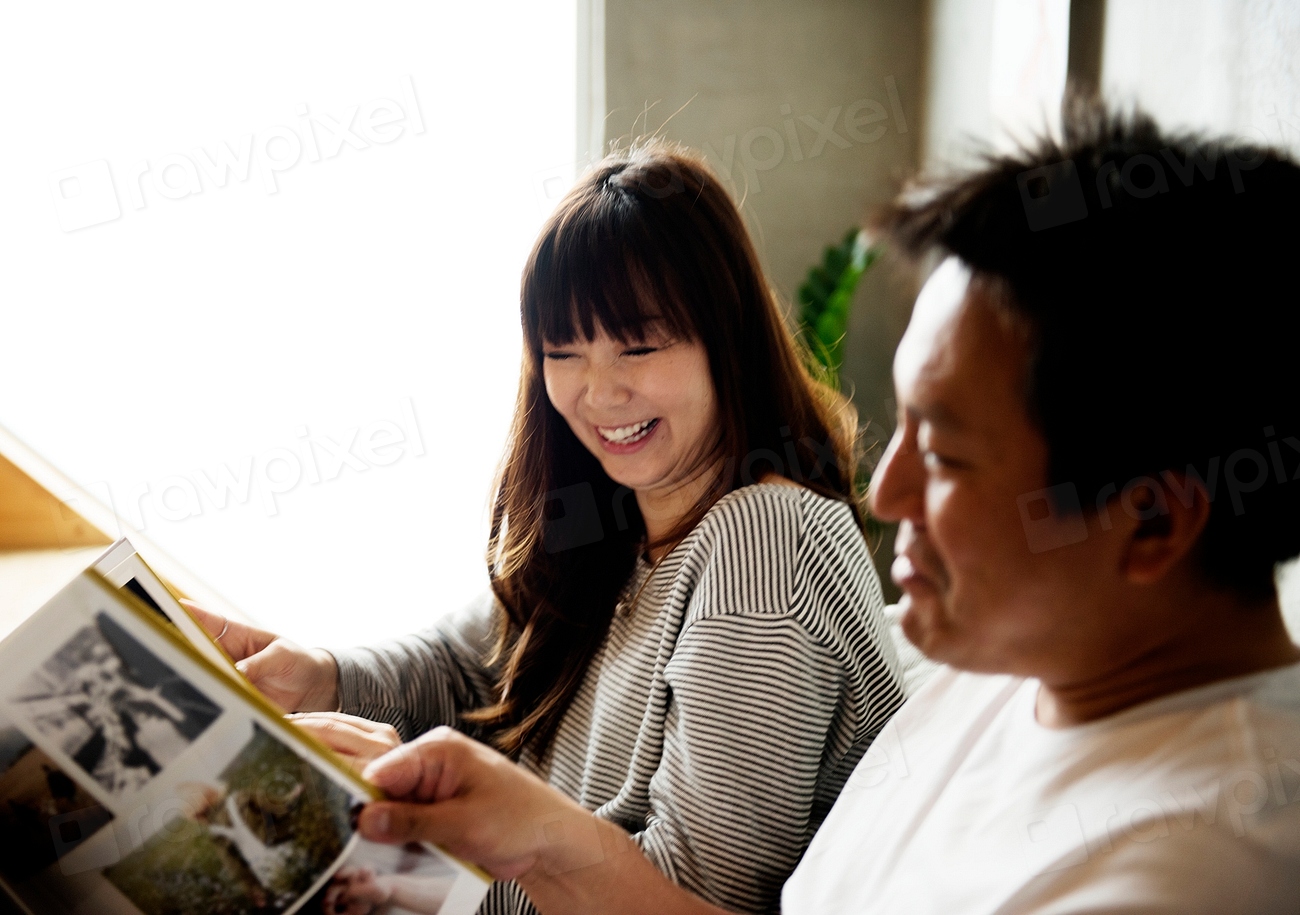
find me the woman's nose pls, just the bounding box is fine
[583,362,632,409]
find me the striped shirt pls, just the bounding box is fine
[334,482,906,914]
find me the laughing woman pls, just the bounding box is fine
[193,142,905,915]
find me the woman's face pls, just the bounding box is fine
[542,324,719,498]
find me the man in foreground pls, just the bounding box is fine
[351,101,1300,912]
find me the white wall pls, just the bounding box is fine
[922,0,1070,171]
[1103,0,1300,155]
[3,2,577,648]
[922,0,998,170]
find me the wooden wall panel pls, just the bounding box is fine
[0,452,111,550]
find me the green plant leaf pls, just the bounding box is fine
[796,228,879,379]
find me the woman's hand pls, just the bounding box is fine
[289,711,401,777]
[181,600,340,712]
[355,729,727,915]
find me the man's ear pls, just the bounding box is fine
[1120,472,1212,585]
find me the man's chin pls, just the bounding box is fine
[897,591,956,664]
[897,592,935,647]
[897,596,1015,674]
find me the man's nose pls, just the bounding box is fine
[868,429,925,525]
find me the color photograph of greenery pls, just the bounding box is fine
[104,723,356,915]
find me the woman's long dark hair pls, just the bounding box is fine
[466,140,868,757]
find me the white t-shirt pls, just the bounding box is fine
[783,662,1300,914]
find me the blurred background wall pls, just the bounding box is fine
[590,0,1300,613]
[596,0,924,454]
[1102,0,1300,154]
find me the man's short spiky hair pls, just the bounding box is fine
[875,95,1300,597]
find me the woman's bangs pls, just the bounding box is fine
[530,212,696,349]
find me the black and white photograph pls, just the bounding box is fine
[10,611,222,797]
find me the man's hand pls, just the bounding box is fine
[355,728,730,915]
[182,600,340,712]
[356,726,603,882]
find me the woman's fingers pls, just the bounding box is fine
[180,599,279,662]
[180,600,228,639]
[219,637,339,713]
[296,711,397,738]
[290,712,400,769]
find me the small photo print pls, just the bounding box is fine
[0,725,113,883]
[9,611,222,798]
[103,722,356,915]
[307,840,460,915]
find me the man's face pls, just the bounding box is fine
[869,258,1133,679]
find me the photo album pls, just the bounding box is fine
[0,540,491,915]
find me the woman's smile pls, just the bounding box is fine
[594,417,661,453]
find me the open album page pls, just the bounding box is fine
[91,538,244,680]
[0,571,490,915]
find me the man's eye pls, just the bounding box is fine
[922,451,956,471]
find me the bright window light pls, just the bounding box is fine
[1,2,578,647]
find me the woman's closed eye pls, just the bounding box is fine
[623,335,680,357]
[541,343,667,359]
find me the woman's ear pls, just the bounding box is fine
[1121,472,1212,585]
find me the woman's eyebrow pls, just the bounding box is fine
[616,320,671,344]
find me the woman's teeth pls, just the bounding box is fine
[597,419,658,444]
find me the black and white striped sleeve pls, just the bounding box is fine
[331,590,499,741]
[626,488,897,914]
[638,613,846,913]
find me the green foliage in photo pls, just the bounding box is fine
[104,724,354,915]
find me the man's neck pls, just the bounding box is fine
[1036,590,1300,728]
